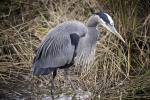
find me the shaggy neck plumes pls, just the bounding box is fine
[75,15,99,69]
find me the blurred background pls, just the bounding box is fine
[0,0,149,99]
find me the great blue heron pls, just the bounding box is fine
[31,12,125,95]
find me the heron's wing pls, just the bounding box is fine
[32,29,75,69]
[32,21,87,75]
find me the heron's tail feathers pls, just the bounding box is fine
[31,57,56,76]
[31,66,55,76]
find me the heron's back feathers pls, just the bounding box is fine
[32,21,88,75]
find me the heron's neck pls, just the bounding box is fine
[87,26,99,41]
[87,15,99,27]
[86,16,99,39]
[83,15,99,45]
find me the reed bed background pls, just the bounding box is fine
[0,0,149,99]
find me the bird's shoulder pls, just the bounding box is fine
[47,20,87,37]
[38,20,87,53]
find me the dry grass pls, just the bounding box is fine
[0,0,150,99]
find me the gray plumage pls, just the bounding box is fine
[31,12,125,95]
[32,19,99,75]
[32,21,89,74]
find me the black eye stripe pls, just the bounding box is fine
[95,12,110,24]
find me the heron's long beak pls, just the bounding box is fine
[109,25,125,43]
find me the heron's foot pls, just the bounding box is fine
[73,90,78,95]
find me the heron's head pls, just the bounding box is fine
[94,12,125,43]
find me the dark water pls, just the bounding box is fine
[1,72,149,100]
[1,79,150,100]
[0,78,92,100]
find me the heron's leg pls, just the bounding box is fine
[51,69,57,99]
[64,68,77,95]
